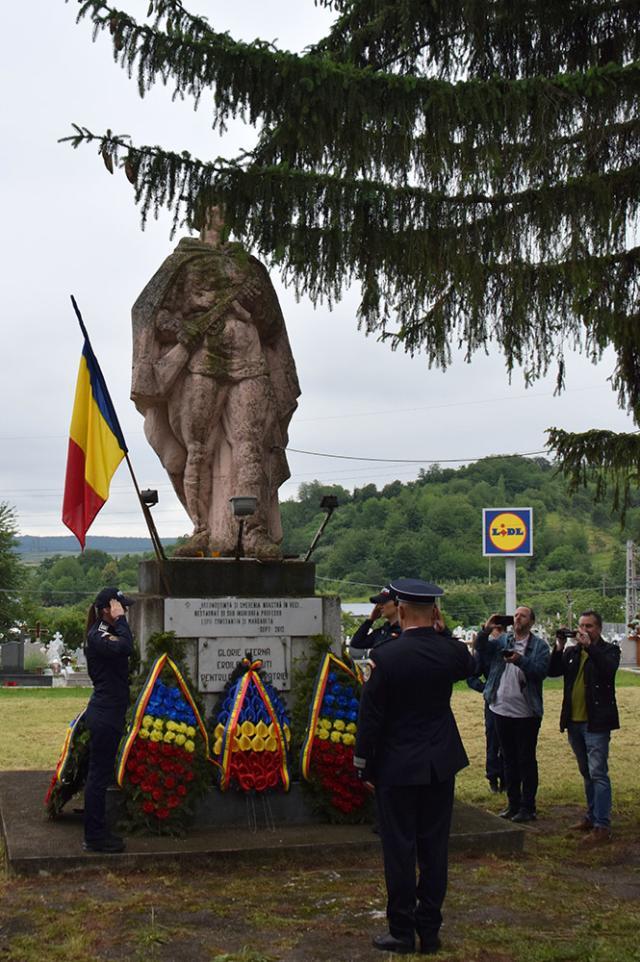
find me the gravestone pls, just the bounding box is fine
[1,641,24,673]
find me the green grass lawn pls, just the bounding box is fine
[1,679,640,962]
[0,687,90,770]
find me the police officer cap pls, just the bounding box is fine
[369,585,397,605]
[94,587,136,610]
[390,578,444,604]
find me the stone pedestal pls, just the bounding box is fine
[132,559,341,716]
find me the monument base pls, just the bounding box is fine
[138,558,316,598]
[132,557,341,718]
[0,771,525,875]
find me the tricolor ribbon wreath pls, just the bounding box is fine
[212,657,291,793]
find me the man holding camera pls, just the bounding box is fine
[549,610,620,842]
[474,607,550,823]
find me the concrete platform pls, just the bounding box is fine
[0,674,53,687]
[138,557,316,597]
[0,771,524,875]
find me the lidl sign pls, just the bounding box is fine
[482,508,533,557]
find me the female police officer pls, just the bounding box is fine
[83,587,134,853]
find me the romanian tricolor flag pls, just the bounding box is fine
[62,302,127,548]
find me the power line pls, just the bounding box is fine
[0,381,612,442]
[296,383,610,424]
[287,448,548,464]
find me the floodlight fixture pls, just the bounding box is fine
[304,496,339,562]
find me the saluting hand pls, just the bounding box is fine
[432,606,445,633]
[109,599,126,619]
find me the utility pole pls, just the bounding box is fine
[625,540,640,625]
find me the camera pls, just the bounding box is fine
[502,648,514,659]
[557,628,578,639]
[493,615,514,627]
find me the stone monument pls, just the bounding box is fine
[129,214,341,716]
[131,209,300,560]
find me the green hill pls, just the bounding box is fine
[15,456,636,628]
[280,456,635,624]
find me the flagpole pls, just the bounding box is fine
[69,295,171,595]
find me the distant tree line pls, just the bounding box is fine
[1,456,637,641]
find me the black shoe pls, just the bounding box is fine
[488,778,500,794]
[420,935,442,955]
[498,807,518,819]
[419,935,442,954]
[83,834,126,853]
[372,933,415,954]
[511,810,537,824]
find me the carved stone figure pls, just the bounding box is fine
[131,215,300,558]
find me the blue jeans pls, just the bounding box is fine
[567,722,612,828]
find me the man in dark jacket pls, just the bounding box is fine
[548,609,620,843]
[349,585,401,655]
[354,578,475,955]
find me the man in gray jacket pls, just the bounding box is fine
[474,606,550,823]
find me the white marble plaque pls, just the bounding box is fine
[198,636,292,692]
[164,597,322,638]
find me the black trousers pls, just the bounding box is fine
[493,713,541,814]
[484,703,504,783]
[84,720,122,843]
[376,777,455,941]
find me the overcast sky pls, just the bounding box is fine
[0,1,634,540]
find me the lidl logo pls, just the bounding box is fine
[482,508,533,557]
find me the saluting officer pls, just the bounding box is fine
[349,584,401,656]
[83,587,135,853]
[355,578,475,955]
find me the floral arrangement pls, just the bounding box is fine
[44,708,91,817]
[300,652,370,821]
[116,653,212,834]
[211,657,291,793]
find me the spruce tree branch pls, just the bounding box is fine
[59,125,640,234]
[71,0,640,162]
[314,0,640,77]
[255,111,640,189]
[546,428,640,517]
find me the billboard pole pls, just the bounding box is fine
[505,558,517,615]
[483,508,533,617]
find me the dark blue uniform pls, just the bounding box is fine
[356,625,474,946]
[83,616,133,844]
[350,618,401,654]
